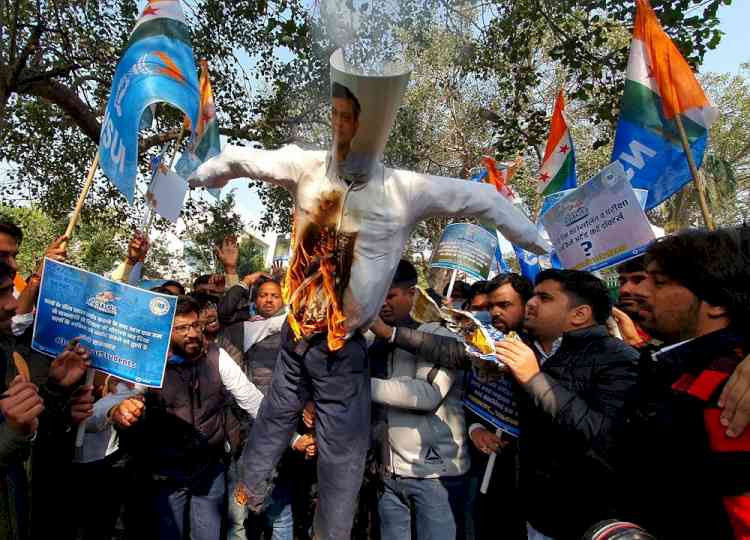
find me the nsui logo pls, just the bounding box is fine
[86,291,118,316]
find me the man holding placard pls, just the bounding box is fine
[495,269,638,539]
[111,296,264,540]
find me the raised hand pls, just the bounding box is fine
[49,339,91,388]
[215,236,239,274]
[270,260,285,281]
[719,354,750,438]
[127,230,150,264]
[495,338,540,385]
[36,234,69,274]
[241,271,271,287]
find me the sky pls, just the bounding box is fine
[702,1,749,75]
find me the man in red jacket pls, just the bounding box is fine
[619,227,750,539]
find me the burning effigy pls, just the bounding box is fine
[188,45,549,540]
[191,49,547,352]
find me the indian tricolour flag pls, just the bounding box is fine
[536,89,576,196]
[176,59,222,192]
[611,0,718,210]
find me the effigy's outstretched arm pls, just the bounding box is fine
[188,144,307,193]
[405,171,550,255]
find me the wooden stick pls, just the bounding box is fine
[673,113,715,231]
[62,153,100,249]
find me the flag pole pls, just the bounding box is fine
[62,153,100,249]
[673,112,715,231]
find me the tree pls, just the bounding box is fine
[236,236,267,277]
[181,191,244,275]
[0,204,128,275]
[0,0,733,254]
[1,0,313,232]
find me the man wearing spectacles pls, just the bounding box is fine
[110,295,264,540]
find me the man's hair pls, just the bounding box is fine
[190,291,219,311]
[253,276,282,301]
[331,82,361,120]
[487,273,534,303]
[467,280,490,300]
[193,274,211,290]
[645,227,750,325]
[391,259,418,289]
[175,295,200,317]
[0,261,14,283]
[535,269,612,325]
[616,255,645,274]
[443,280,470,298]
[0,219,23,245]
[163,280,185,295]
[151,285,173,295]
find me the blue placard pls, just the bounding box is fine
[463,372,520,437]
[32,259,177,387]
[430,223,499,280]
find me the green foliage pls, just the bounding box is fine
[0,205,59,275]
[0,204,127,275]
[0,0,736,273]
[236,236,267,277]
[182,192,245,274]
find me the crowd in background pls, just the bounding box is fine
[2,217,750,540]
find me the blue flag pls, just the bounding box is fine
[99,1,200,203]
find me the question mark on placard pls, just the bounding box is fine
[581,241,593,258]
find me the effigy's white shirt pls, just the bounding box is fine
[190,145,549,337]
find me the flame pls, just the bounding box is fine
[284,201,349,352]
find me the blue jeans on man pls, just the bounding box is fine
[378,473,468,540]
[227,457,294,540]
[151,461,226,540]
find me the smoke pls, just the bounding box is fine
[317,0,429,76]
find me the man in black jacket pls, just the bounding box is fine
[496,269,639,540]
[617,227,750,539]
[113,295,263,540]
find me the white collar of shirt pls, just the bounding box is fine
[651,337,694,362]
[534,336,563,364]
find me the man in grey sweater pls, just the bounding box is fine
[369,260,469,540]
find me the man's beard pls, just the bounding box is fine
[173,339,203,360]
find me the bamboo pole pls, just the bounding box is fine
[673,111,715,231]
[61,153,100,250]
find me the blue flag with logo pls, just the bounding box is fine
[99,1,200,203]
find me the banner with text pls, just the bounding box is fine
[540,162,655,272]
[463,373,520,437]
[430,223,498,280]
[32,259,177,387]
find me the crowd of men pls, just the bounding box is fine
[2,216,750,540]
